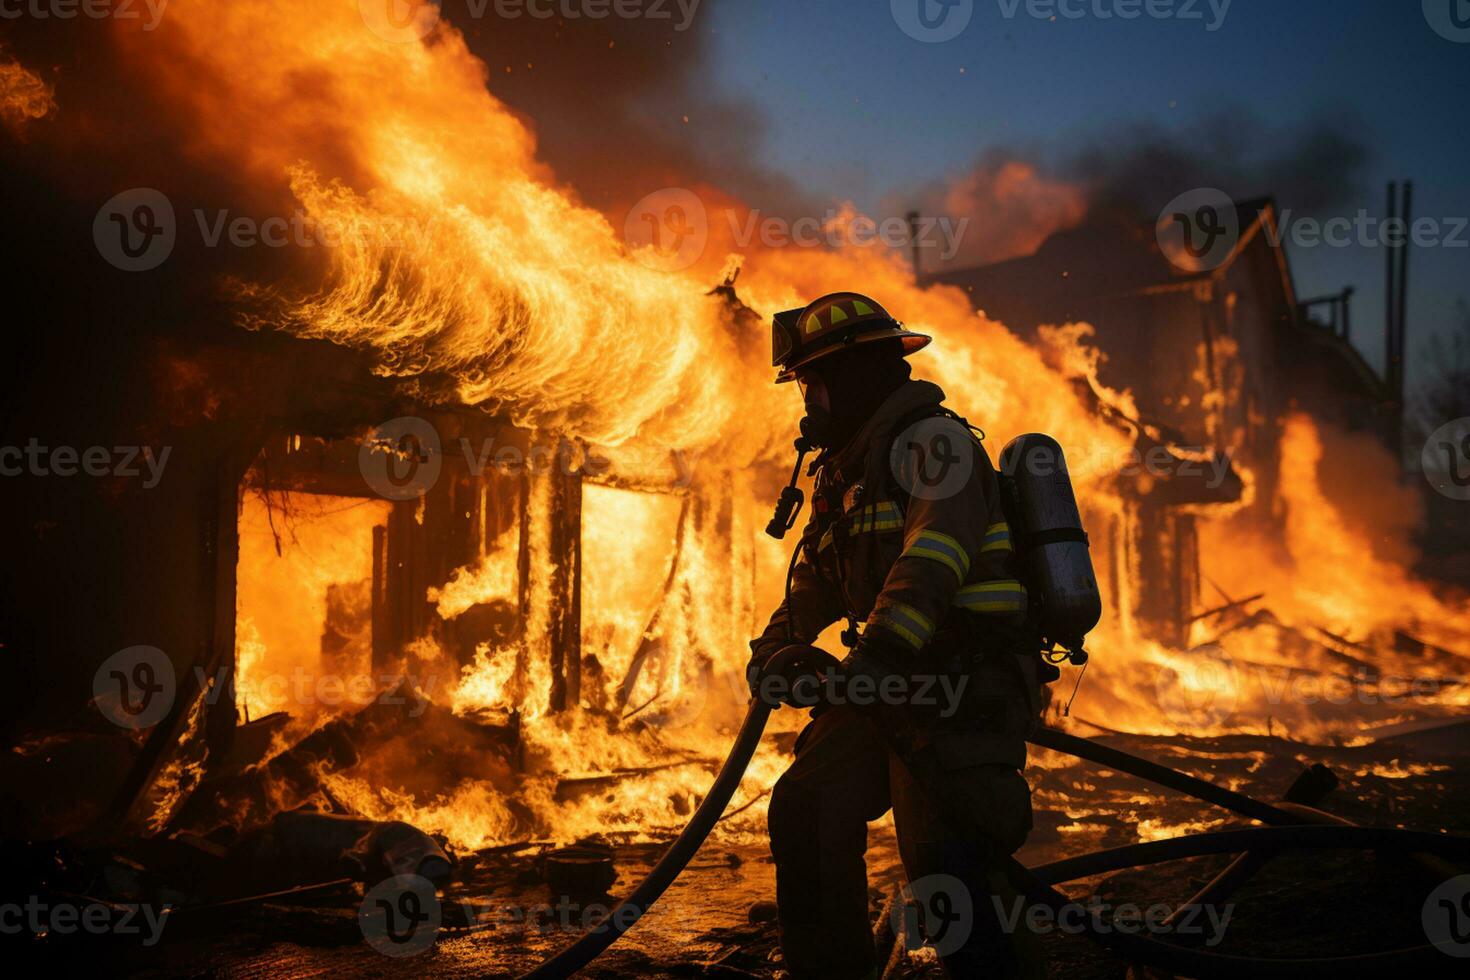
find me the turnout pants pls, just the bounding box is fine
[768,703,1038,979]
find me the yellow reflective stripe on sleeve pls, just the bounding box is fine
[872,602,935,651]
[979,521,1013,554]
[952,579,1028,614]
[902,529,970,583]
[852,501,903,533]
[822,501,904,549]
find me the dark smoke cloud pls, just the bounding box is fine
[1067,107,1373,221]
[440,2,810,216]
[896,106,1373,272]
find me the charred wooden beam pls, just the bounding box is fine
[516,438,583,714]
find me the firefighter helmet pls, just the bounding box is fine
[771,292,930,383]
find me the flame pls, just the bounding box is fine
[0,57,54,132]
[429,527,518,619]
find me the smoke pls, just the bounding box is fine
[1067,107,1373,223]
[895,150,1089,270]
[895,107,1372,273]
[438,1,809,217]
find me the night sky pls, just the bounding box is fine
[703,0,1469,392]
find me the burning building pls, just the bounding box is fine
[3,3,1469,975]
[926,197,1396,646]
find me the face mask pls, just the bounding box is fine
[797,374,832,449]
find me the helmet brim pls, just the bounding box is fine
[775,329,931,383]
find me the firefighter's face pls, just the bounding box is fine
[795,368,833,447]
[795,370,829,411]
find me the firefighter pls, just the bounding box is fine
[750,292,1044,979]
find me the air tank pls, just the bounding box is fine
[998,433,1102,654]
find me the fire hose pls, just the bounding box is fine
[523,649,1470,978]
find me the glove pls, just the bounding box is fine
[839,633,908,689]
[747,642,837,708]
[745,635,785,698]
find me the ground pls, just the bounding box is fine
[18,722,1470,978]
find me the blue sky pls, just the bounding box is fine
[703,0,1469,389]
